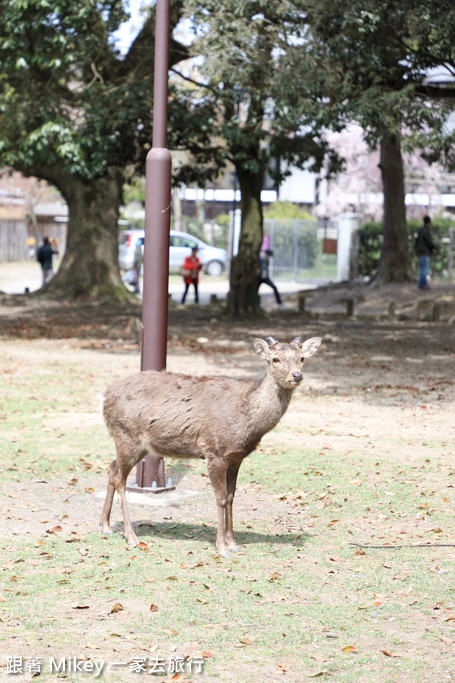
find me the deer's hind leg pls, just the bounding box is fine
[100,459,117,535]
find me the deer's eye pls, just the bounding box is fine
[272,357,280,364]
[300,357,305,363]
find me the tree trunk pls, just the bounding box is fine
[226,167,264,316]
[42,169,130,301]
[378,131,413,282]
[172,187,183,231]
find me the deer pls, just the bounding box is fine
[100,335,322,558]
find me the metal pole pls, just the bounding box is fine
[142,0,171,372]
[134,0,173,492]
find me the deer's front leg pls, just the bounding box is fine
[225,460,242,553]
[207,459,231,558]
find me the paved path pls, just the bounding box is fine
[0,260,315,309]
[167,276,314,309]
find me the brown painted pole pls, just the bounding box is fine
[136,0,172,489]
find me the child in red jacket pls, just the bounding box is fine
[181,247,202,304]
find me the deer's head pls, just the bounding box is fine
[252,336,322,389]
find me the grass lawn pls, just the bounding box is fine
[0,320,454,682]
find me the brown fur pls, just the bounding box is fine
[100,336,322,557]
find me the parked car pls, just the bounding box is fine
[118,229,228,277]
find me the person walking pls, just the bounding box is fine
[181,246,202,304]
[132,241,143,294]
[36,236,58,286]
[416,215,436,290]
[259,248,283,306]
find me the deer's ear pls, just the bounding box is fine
[301,337,323,358]
[253,338,270,360]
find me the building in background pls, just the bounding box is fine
[0,170,67,260]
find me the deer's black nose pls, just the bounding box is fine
[292,372,303,383]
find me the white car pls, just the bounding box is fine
[118,229,228,277]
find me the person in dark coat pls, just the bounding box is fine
[259,249,283,306]
[37,237,58,286]
[132,241,143,294]
[415,215,436,290]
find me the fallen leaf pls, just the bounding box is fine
[269,572,283,581]
[138,542,149,551]
[441,637,455,645]
[380,649,405,658]
[150,604,159,612]
[109,603,124,614]
[303,672,332,678]
[341,646,357,653]
[240,636,255,645]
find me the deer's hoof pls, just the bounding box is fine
[217,548,232,560]
[124,534,139,546]
[228,544,241,554]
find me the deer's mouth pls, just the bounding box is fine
[287,377,303,387]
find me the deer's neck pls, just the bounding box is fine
[249,374,294,436]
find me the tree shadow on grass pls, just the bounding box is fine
[108,520,311,548]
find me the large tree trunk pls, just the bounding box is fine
[226,167,264,316]
[41,169,129,301]
[378,131,412,282]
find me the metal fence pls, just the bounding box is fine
[264,218,338,284]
